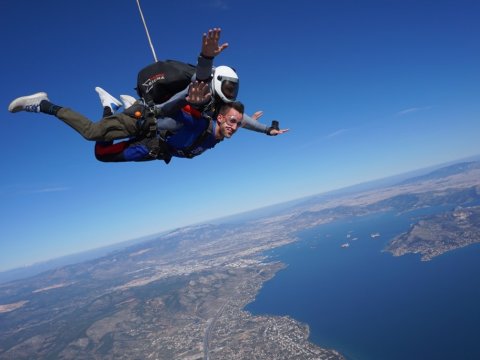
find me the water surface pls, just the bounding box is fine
[247,210,480,360]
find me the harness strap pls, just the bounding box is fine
[137,104,213,162]
[142,137,172,164]
[177,118,213,158]
[142,110,158,138]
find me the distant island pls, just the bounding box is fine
[385,205,480,261]
[1,160,480,359]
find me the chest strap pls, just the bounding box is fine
[175,118,213,158]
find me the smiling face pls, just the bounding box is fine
[215,101,245,139]
[217,109,243,139]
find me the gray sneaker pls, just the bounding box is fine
[8,92,49,113]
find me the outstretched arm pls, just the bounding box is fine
[242,113,289,136]
[153,88,189,117]
[196,28,228,81]
[242,113,268,133]
[153,81,211,118]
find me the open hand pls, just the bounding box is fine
[269,128,290,136]
[201,28,229,58]
[186,81,212,105]
[251,111,264,121]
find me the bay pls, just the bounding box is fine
[246,209,480,360]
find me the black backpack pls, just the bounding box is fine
[136,60,196,105]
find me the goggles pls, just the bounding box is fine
[225,115,243,127]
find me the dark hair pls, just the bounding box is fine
[218,101,244,115]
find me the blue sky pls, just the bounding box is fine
[1,0,479,271]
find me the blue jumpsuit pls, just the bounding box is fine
[95,106,220,163]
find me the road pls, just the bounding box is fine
[203,301,228,360]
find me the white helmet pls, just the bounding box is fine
[212,65,239,103]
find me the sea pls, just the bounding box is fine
[246,206,480,360]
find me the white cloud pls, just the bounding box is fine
[27,187,70,194]
[0,185,70,197]
[326,128,349,139]
[295,127,352,150]
[396,106,432,117]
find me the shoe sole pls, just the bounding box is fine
[120,95,137,108]
[95,87,122,108]
[8,92,48,113]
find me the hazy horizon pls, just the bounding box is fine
[1,154,478,280]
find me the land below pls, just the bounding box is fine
[1,161,479,359]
